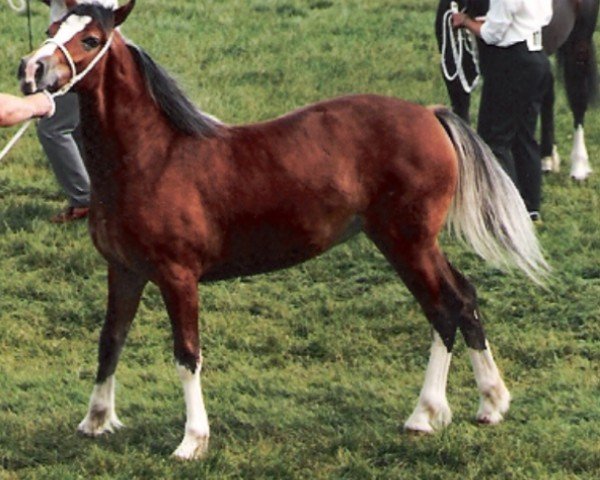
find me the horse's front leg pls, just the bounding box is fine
[78,264,147,436]
[158,267,209,461]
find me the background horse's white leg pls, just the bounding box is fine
[542,145,561,173]
[469,342,511,424]
[570,125,592,180]
[172,361,210,460]
[77,375,124,435]
[404,332,453,433]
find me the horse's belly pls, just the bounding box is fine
[200,215,363,281]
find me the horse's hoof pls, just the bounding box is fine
[542,146,561,173]
[541,157,553,173]
[476,411,504,425]
[404,400,452,434]
[475,381,510,426]
[404,422,435,435]
[77,414,124,437]
[172,434,209,461]
[570,167,592,181]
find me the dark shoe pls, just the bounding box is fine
[529,211,542,223]
[50,206,90,223]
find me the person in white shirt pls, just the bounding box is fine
[453,0,553,222]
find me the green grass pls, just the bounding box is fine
[1,0,600,478]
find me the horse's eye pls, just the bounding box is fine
[45,29,51,38]
[82,37,100,50]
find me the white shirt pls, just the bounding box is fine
[480,0,553,49]
[50,0,118,22]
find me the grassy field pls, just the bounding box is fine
[1,0,599,478]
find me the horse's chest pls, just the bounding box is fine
[90,216,131,267]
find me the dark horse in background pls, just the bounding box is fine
[436,0,600,180]
[19,0,548,460]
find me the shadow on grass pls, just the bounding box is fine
[0,202,56,234]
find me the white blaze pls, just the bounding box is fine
[25,15,92,86]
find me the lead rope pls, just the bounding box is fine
[0,33,114,163]
[7,0,25,13]
[440,1,480,94]
[26,0,33,51]
[0,0,33,163]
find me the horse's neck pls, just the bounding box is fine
[78,39,172,185]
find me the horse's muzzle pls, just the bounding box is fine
[18,57,47,95]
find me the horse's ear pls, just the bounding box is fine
[114,0,136,27]
[64,0,78,9]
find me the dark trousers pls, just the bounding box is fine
[477,42,552,213]
[37,93,90,208]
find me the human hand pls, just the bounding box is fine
[452,12,468,28]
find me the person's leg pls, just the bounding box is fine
[36,93,90,211]
[511,53,552,216]
[512,106,542,214]
[477,47,519,181]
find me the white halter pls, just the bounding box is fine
[0,24,114,163]
[43,31,114,101]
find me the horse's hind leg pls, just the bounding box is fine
[561,0,599,180]
[563,39,594,180]
[363,230,457,432]
[78,264,147,436]
[447,264,511,424]
[157,267,209,460]
[367,229,509,431]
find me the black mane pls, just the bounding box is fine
[127,43,221,137]
[68,4,221,137]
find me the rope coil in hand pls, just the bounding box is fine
[441,2,480,94]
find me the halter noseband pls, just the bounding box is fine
[41,31,114,100]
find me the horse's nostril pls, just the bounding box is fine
[17,59,26,79]
[35,61,45,83]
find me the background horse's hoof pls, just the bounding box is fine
[542,146,561,173]
[570,126,591,180]
[172,434,209,461]
[570,165,592,181]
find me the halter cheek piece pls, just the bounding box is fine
[40,32,114,116]
[1,26,113,161]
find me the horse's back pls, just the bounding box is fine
[230,94,455,178]
[197,95,458,280]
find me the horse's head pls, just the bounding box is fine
[18,0,135,95]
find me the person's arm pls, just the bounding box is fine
[0,92,54,127]
[452,13,484,38]
[454,0,517,45]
